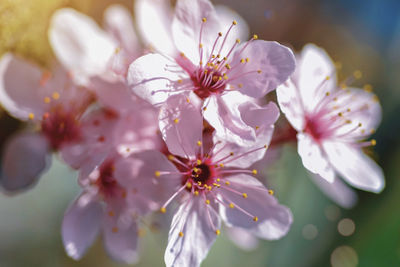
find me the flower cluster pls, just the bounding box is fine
[0,0,384,266]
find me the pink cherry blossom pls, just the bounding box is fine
[128,0,295,145]
[63,155,139,264]
[123,94,292,267]
[277,44,384,201]
[0,53,92,191]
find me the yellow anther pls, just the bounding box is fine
[155,171,161,178]
[238,83,243,88]
[361,129,366,134]
[346,120,352,124]
[115,47,121,54]
[52,92,60,100]
[194,190,199,196]
[225,181,230,185]
[168,155,175,161]
[197,181,202,185]
[370,139,377,146]
[219,163,224,168]
[353,70,362,79]
[240,58,245,63]
[245,58,250,62]
[236,38,241,44]
[28,113,35,120]
[218,32,223,37]
[363,84,373,92]
[223,75,229,80]
[340,84,347,89]
[264,144,268,149]
[199,43,203,48]
[186,183,192,189]
[108,211,115,217]
[325,92,330,96]
[215,229,221,235]
[112,227,119,233]
[229,203,235,208]
[216,178,220,182]
[205,199,210,205]
[203,107,207,111]
[197,140,202,147]
[370,128,376,134]
[333,97,338,101]
[177,79,183,84]
[202,17,207,22]
[268,189,274,195]
[373,95,379,102]
[326,76,331,80]
[180,52,185,57]
[255,126,260,130]
[252,169,258,175]
[196,159,202,165]
[253,216,258,222]
[225,64,231,69]
[44,97,51,103]
[160,207,166,213]
[232,20,237,25]
[257,69,262,74]
[217,54,221,58]
[174,118,179,124]
[242,193,248,199]
[358,123,362,127]
[179,231,184,237]
[338,112,343,117]
[253,34,258,40]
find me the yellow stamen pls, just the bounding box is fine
[205,199,210,205]
[197,140,202,147]
[215,229,221,235]
[268,189,274,195]
[252,169,258,175]
[253,34,258,40]
[229,203,235,208]
[179,231,184,237]
[174,118,179,124]
[28,113,34,120]
[370,139,376,146]
[52,92,60,100]
[154,171,161,178]
[44,97,51,104]
[160,207,166,213]
[242,193,248,199]
[253,216,258,222]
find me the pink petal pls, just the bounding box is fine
[49,8,117,84]
[239,101,280,130]
[164,196,220,267]
[0,53,47,120]
[323,141,384,193]
[159,94,202,159]
[214,5,249,43]
[114,150,180,214]
[171,0,220,63]
[102,215,139,264]
[1,132,50,192]
[310,173,358,209]
[127,53,184,105]
[297,133,335,183]
[276,79,306,131]
[226,226,259,251]
[62,193,103,260]
[219,174,292,240]
[295,44,337,111]
[230,40,295,98]
[332,87,382,137]
[103,4,141,61]
[89,77,137,114]
[203,92,255,146]
[135,0,176,55]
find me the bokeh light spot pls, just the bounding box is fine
[302,224,318,240]
[331,246,358,267]
[338,218,356,236]
[325,205,341,221]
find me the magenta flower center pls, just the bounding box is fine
[41,107,81,149]
[191,68,226,99]
[96,160,125,200]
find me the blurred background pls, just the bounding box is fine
[0,0,399,266]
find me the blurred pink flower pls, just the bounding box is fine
[0,53,92,192]
[277,44,384,206]
[125,94,292,267]
[128,0,295,146]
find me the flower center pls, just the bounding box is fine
[41,106,81,149]
[96,160,125,200]
[191,68,226,99]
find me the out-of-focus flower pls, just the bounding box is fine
[0,53,92,192]
[49,4,141,84]
[277,44,384,207]
[128,0,295,146]
[124,94,291,267]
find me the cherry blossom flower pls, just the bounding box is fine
[128,0,295,146]
[277,44,384,202]
[124,94,292,267]
[63,154,139,264]
[0,53,93,192]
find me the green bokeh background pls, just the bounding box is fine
[0,0,399,266]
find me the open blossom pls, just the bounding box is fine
[277,44,384,203]
[0,53,92,192]
[63,153,139,264]
[128,0,295,146]
[122,94,292,267]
